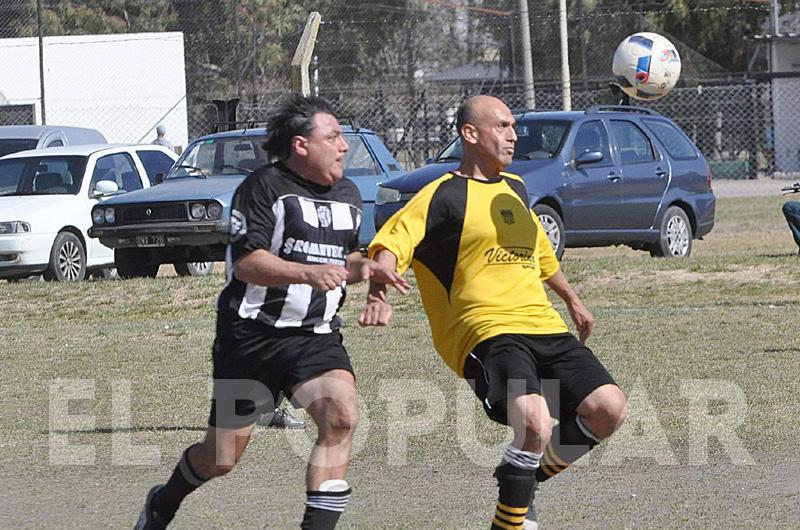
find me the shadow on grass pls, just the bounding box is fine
[46,426,207,434]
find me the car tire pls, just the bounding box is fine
[115,249,159,279]
[43,232,86,282]
[533,204,565,260]
[650,206,693,258]
[174,261,214,277]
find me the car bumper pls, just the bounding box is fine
[0,233,54,277]
[89,221,229,249]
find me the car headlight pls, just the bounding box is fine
[0,221,31,234]
[104,208,116,224]
[206,202,223,220]
[376,187,402,206]
[190,203,207,220]
[92,208,105,225]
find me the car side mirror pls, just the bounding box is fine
[575,151,604,166]
[155,172,166,184]
[92,179,120,198]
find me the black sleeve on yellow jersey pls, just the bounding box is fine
[413,176,468,298]
[502,174,529,208]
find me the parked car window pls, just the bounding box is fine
[611,120,656,164]
[89,153,143,195]
[0,155,87,196]
[137,149,176,185]
[573,120,612,164]
[642,119,698,160]
[0,139,37,158]
[515,120,570,159]
[344,135,379,176]
[46,139,64,147]
[220,138,269,173]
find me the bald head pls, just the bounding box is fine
[455,95,510,139]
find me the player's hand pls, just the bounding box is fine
[567,299,595,343]
[358,294,394,326]
[306,264,349,291]
[358,261,411,294]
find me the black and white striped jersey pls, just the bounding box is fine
[217,162,362,334]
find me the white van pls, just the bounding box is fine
[0,125,107,158]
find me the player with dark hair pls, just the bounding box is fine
[360,95,627,530]
[135,93,409,529]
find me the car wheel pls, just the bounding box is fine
[115,249,159,279]
[174,261,214,277]
[44,232,86,282]
[533,204,565,259]
[650,206,692,258]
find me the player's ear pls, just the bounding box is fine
[291,135,309,157]
[461,123,479,145]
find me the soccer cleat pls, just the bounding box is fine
[134,485,171,530]
[257,408,306,429]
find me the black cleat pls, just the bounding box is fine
[134,485,171,530]
[257,408,306,429]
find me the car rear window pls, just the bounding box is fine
[0,139,38,158]
[643,119,698,160]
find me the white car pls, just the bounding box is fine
[0,144,177,281]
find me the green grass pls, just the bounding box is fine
[1,195,798,528]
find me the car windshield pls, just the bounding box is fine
[0,139,38,158]
[168,135,269,179]
[435,120,570,161]
[0,155,88,196]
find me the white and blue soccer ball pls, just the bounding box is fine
[612,32,681,101]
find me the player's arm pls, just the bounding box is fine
[235,249,348,292]
[357,249,400,327]
[544,269,594,343]
[345,251,411,291]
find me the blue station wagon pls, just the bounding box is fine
[375,106,715,258]
[89,126,404,278]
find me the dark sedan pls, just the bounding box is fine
[375,106,715,258]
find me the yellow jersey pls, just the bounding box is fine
[369,171,568,377]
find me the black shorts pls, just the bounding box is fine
[208,317,354,429]
[462,333,616,426]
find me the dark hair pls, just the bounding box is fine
[263,93,335,159]
[454,99,478,139]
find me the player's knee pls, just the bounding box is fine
[584,387,628,436]
[318,399,359,436]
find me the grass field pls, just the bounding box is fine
[1,195,798,528]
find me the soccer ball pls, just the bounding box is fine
[612,32,681,101]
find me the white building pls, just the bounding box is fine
[0,32,188,151]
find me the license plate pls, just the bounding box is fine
[136,235,165,247]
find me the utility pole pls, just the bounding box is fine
[770,0,780,74]
[37,0,46,124]
[518,0,535,108]
[559,0,571,111]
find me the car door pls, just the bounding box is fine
[609,119,669,230]
[343,134,383,244]
[85,152,148,262]
[563,119,623,231]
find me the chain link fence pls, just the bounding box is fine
[1,0,799,180]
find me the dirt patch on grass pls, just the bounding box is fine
[595,264,793,286]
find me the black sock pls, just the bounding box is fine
[152,444,208,520]
[492,462,537,529]
[301,483,352,530]
[535,413,599,483]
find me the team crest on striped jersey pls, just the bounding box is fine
[230,209,247,241]
[317,205,333,227]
